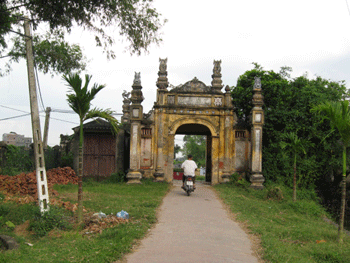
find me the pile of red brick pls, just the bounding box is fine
[0,167,78,197]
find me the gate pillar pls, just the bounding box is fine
[154,58,169,181]
[250,77,265,189]
[211,136,220,184]
[127,73,143,184]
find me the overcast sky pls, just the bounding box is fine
[1,0,350,146]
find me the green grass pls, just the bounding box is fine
[0,179,170,263]
[196,175,205,181]
[214,183,350,263]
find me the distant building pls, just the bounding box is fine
[2,132,32,148]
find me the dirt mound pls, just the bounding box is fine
[0,167,78,197]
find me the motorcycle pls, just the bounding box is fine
[183,176,194,196]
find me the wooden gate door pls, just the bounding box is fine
[83,134,116,177]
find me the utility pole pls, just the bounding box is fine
[43,107,51,149]
[24,16,49,213]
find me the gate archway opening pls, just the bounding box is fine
[175,124,212,183]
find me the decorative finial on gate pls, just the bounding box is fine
[131,72,144,104]
[133,72,141,86]
[252,77,263,107]
[122,90,131,123]
[156,58,169,90]
[211,60,223,92]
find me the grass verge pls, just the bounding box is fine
[0,179,170,263]
[214,183,350,263]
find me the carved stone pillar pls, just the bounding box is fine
[211,136,220,185]
[154,108,165,181]
[222,86,234,182]
[250,77,265,189]
[154,59,168,181]
[127,73,144,184]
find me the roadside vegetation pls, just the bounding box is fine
[0,179,170,262]
[215,177,350,263]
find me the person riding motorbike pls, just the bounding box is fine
[181,154,198,189]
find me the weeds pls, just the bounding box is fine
[29,206,73,237]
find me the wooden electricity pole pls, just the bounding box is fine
[24,16,49,213]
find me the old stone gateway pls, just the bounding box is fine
[116,59,265,188]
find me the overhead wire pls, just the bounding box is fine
[0,104,32,114]
[0,113,31,121]
[29,12,46,112]
[346,0,350,17]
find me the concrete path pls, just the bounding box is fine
[123,181,259,263]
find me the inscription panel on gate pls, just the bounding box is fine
[178,96,211,106]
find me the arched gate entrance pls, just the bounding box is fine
[116,59,265,187]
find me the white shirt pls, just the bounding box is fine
[181,159,197,176]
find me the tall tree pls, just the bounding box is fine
[182,135,206,167]
[1,0,165,76]
[280,132,310,202]
[64,73,119,224]
[312,100,350,243]
[174,144,181,159]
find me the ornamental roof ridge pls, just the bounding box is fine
[169,77,211,93]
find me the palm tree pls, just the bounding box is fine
[280,132,308,202]
[312,100,350,243]
[63,73,119,224]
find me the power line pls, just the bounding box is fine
[34,62,45,111]
[48,116,78,125]
[0,113,31,121]
[0,104,31,114]
[346,0,350,17]
[51,108,123,115]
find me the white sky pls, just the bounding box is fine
[1,0,350,146]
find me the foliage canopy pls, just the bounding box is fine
[231,63,349,188]
[0,0,165,76]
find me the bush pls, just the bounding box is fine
[29,206,72,237]
[60,151,74,168]
[266,186,284,200]
[107,171,126,183]
[229,173,249,187]
[1,145,33,176]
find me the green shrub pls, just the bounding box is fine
[229,173,249,187]
[29,206,72,237]
[266,186,284,200]
[107,171,126,183]
[2,145,33,176]
[60,151,74,168]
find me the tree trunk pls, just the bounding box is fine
[338,146,347,243]
[77,120,84,224]
[293,153,297,202]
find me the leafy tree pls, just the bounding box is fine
[231,63,348,188]
[1,0,165,76]
[182,135,206,167]
[174,144,181,159]
[312,100,350,243]
[280,132,311,202]
[63,73,119,224]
